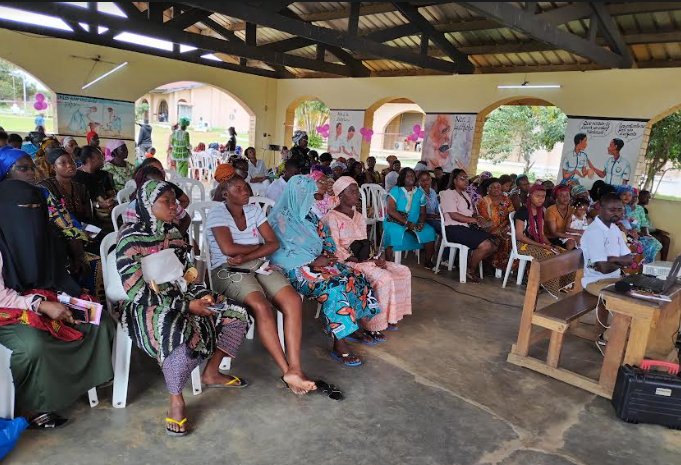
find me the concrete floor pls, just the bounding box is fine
[6,263,681,465]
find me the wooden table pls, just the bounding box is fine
[597,284,681,397]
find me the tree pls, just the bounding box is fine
[641,111,681,194]
[480,105,567,174]
[294,99,329,149]
[135,101,150,121]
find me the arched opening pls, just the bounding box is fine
[0,57,55,134]
[137,81,256,157]
[284,96,329,151]
[136,98,150,122]
[157,99,169,122]
[473,97,567,180]
[639,105,681,198]
[366,97,425,168]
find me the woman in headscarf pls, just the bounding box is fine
[103,140,134,191]
[2,149,103,300]
[0,178,114,428]
[617,185,660,265]
[476,177,515,271]
[33,135,60,182]
[116,180,249,436]
[206,167,316,395]
[324,177,412,337]
[290,130,311,174]
[62,136,79,157]
[465,171,492,207]
[513,184,572,296]
[269,175,381,367]
[309,167,337,219]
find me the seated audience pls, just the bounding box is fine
[638,189,670,260]
[498,174,513,194]
[418,170,440,233]
[364,156,381,184]
[245,146,270,195]
[544,185,577,250]
[568,199,590,235]
[433,166,446,192]
[617,185,661,264]
[509,174,530,211]
[319,152,332,168]
[34,136,60,182]
[0,179,114,429]
[269,175,381,367]
[207,167,316,395]
[542,180,556,208]
[266,159,300,201]
[570,184,592,205]
[477,177,514,271]
[40,147,94,226]
[466,171,491,206]
[62,136,79,157]
[103,140,134,191]
[384,167,436,267]
[116,180,249,436]
[8,133,23,149]
[514,184,571,295]
[381,155,397,179]
[383,158,401,192]
[310,168,337,218]
[325,177,412,335]
[75,146,116,231]
[348,160,365,186]
[440,169,497,282]
[330,160,346,180]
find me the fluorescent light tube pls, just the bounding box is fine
[82,62,128,90]
[497,84,561,89]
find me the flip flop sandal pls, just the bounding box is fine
[345,332,378,346]
[29,413,69,430]
[329,351,362,367]
[165,417,188,437]
[386,324,399,332]
[204,376,249,389]
[315,379,344,401]
[368,331,387,342]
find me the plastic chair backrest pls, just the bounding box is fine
[176,177,206,202]
[99,232,128,303]
[249,196,275,216]
[360,183,387,221]
[509,211,520,255]
[438,205,449,240]
[111,202,130,233]
[117,185,136,204]
[124,179,137,190]
[185,201,221,262]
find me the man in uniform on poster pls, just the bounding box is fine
[589,137,631,186]
[562,132,590,182]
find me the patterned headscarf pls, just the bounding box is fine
[332,176,357,197]
[616,184,635,196]
[571,184,588,198]
[214,163,236,183]
[135,180,175,234]
[105,139,126,161]
[292,130,308,146]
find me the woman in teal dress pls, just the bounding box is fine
[384,167,437,267]
[269,175,381,367]
[618,185,662,264]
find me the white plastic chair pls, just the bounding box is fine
[502,211,534,288]
[433,206,483,283]
[248,196,276,216]
[185,201,222,264]
[116,185,136,204]
[175,177,206,203]
[360,183,387,248]
[124,179,137,190]
[111,202,130,233]
[0,343,15,419]
[100,232,203,407]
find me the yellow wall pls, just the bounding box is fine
[647,199,681,259]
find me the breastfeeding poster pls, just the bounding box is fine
[558,116,648,188]
[421,113,476,172]
[327,110,365,159]
[56,93,135,140]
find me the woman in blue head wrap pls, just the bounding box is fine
[617,185,661,264]
[269,175,381,366]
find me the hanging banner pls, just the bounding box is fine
[56,93,135,140]
[327,109,365,159]
[558,116,648,188]
[421,113,476,172]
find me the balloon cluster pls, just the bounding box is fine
[407,124,425,142]
[33,93,48,111]
[315,123,330,138]
[359,127,374,142]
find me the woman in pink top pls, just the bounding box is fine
[324,177,412,336]
[439,169,497,282]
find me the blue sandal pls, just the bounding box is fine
[330,351,362,367]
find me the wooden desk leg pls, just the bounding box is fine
[623,317,653,366]
[599,313,631,394]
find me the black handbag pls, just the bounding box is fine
[349,239,371,262]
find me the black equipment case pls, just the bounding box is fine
[611,360,681,429]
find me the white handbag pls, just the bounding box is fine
[140,248,185,285]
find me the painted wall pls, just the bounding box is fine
[647,199,681,260]
[0,29,278,165]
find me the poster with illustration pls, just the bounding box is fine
[327,110,365,159]
[56,93,135,140]
[558,117,648,188]
[420,113,476,172]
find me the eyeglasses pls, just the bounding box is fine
[456,175,469,180]
[13,165,36,172]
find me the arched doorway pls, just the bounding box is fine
[136,81,256,159]
[157,100,169,122]
[366,97,425,168]
[284,96,329,152]
[0,57,55,134]
[472,97,567,180]
[638,105,681,196]
[136,98,150,122]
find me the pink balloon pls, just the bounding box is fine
[412,124,421,134]
[418,130,425,139]
[316,125,325,133]
[40,101,48,110]
[35,92,45,102]
[322,124,330,131]
[33,101,42,111]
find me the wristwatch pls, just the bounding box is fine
[30,294,46,313]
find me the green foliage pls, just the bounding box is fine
[308,132,324,149]
[135,101,150,121]
[294,99,329,145]
[480,105,567,174]
[642,111,681,192]
[0,59,40,105]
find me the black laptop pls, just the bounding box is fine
[621,255,681,294]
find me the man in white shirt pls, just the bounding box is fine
[590,138,631,186]
[384,159,401,192]
[580,192,633,349]
[266,159,299,201]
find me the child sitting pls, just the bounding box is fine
[567,199,590,236]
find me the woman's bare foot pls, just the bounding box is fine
[282,370,317,395]
[167,395,187,434]
[201,370,247,387]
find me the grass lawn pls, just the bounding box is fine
[653,193,681,202]
[0,113,55,133]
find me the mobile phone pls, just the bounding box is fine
[225,266,252,273]
[69,307,89,323]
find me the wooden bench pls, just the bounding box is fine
[507,249,610,396]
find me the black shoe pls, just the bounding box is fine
[28,413,69,429]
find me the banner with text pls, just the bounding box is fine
[327,110,365,159]
[558,116,648,188]
[421,113,477,172]
[56,93,135,140]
